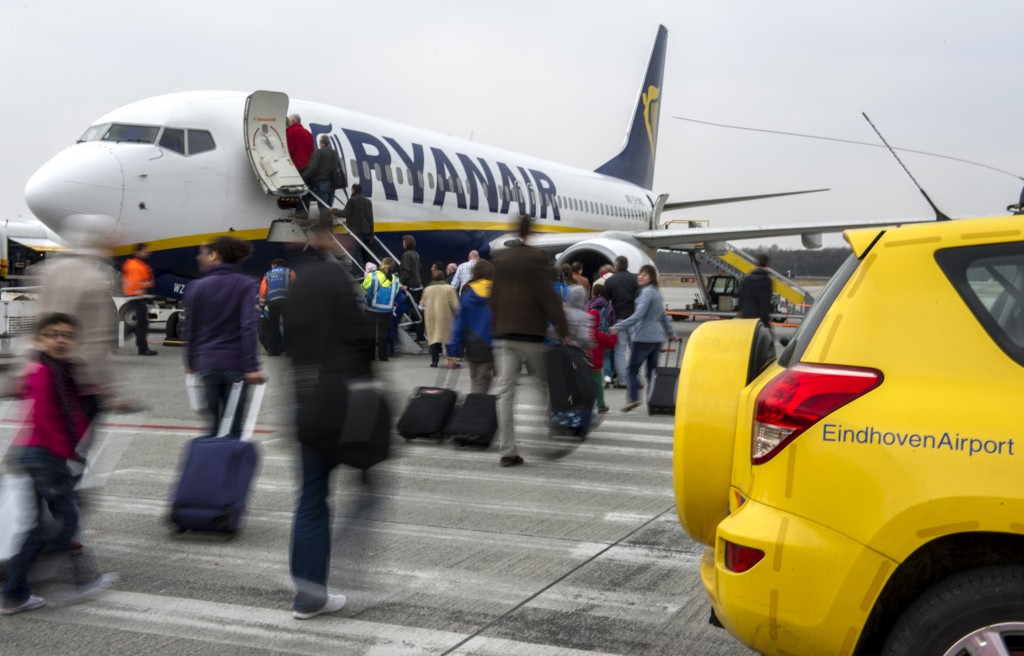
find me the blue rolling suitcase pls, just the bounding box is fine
[170,382,265,533]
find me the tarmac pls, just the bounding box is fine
[0,286,769,656]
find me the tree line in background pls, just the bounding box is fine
[655,245,853,279]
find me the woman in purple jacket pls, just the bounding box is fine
[183,236,265,436]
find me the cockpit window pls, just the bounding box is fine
[187,130,215,155]
[159,128,186,154]
[78,124,108,142]
[102,124,159,143]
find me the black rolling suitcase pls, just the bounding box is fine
[546,345,596,437]
[546,345,595,412]
[396,373,458,441]
[647,344,681,416]
[170,381,265,533]
[446,393,497,448]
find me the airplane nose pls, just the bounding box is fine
[25,143,124,234]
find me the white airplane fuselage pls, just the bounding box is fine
[25,90,656,296]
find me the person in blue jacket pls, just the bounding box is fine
[446,259,495,394]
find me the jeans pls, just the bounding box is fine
[200,370,247,437]
[627,341,662,403]
[492,339,548,458]
[313,180,335,213]
[2,447,79,605]
[290,444,337,613]
[613,330,631,386]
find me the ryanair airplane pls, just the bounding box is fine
[23,25,916,300]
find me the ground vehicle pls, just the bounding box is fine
[688,274,740,311]
[674,216,1024,655]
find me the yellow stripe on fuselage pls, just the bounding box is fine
[111,220,595,255]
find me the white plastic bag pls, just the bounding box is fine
[185,373,205,414]
[0,474,34,564]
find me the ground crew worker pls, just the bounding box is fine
[259,259,295,356]
[121,243,157,356]
[737,253,774,330]
[361,257,399,362]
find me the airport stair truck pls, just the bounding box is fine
[693,247,813,315]
[242,90,423,350]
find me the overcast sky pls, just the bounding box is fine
[3,0,1022,248]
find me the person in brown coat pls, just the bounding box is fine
[489,215,569,467]
[420,270,459,367]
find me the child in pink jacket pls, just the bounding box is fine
[2,313,116,616]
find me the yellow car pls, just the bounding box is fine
[674,216,1024,656]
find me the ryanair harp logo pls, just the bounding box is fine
[643,85,660,156]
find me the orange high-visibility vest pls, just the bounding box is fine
[122,257,154,296]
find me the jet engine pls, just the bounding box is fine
[553,236,654,277]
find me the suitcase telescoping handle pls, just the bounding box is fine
[662,341,682,368]
[216,379,268,441]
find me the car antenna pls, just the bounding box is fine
[862,112,952,221]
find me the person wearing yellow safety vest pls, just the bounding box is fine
[121,243,157,356]
[361,257,400,362]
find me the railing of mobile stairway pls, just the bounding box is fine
[304,188,426,330]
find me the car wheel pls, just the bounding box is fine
[166,311,182,341]
[881,565,1024,656]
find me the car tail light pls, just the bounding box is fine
[724,541,765,573]
[752,363,882,464]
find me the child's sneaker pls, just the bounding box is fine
[1,595,46,616]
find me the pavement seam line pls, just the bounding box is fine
[437,503,678,656]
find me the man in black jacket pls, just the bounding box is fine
[302,135,342,221]
[603,256,638,388]
[737,253,774,329]
[332,183,375,272]
[285,228,374,620]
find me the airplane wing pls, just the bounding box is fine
[497,217,935,253]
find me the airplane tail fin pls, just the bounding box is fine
[594,25,668,190]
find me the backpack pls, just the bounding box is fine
[585,297,615,332]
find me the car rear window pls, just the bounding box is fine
[936,242,1024,366]
[779,254,860,367]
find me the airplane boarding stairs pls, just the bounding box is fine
[692,247,814,310]
[266,197,426,344]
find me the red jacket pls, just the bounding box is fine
[286,123,314,171]
[16,361,88,460]
[587,310,617,370]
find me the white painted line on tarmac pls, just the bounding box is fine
[55,590,463,656]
